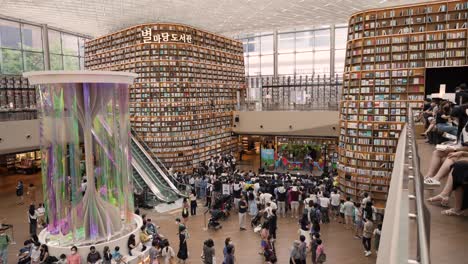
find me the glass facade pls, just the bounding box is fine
[48,30,85,71]
[240,25,348,77]
[0,18,88,74]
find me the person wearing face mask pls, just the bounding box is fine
[67,246,81,264]
[87,246,101,264]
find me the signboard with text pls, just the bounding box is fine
[141,28,193,44]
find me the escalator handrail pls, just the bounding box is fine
[131,130,190,197]
[130,129,183,180]
[131,159,171,203]
[131,139,180,198]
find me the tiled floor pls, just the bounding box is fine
[0,170,377,264]
[2,140,467,264]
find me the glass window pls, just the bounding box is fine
[22,24,42,52]
[278,53,295,75]
[247,36,260,56]
[314,51,330,74]
[64,56,79,70]
[242,39,248,55]
[278,33,295,53]
[260,35,273,55]
[335,27,348,50]
[244,57,249,76]
[50,54,63,70]
[248,55,260,76]
[80,57,85,70]
[78,37,85,57]
[335,49,346,73]
[295,31,313,52]
[62,34,78,56]
[0,20,21,49]
[48,30,62,54]
[23,51,44,71]
[1,49,23,74]
[314,29,330,51]
[261,55,273,76]
[295,52,313,75]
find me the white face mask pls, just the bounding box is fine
[71,250,77,255]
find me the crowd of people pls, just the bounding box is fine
[6,151,387,264]
[421,84,468,216]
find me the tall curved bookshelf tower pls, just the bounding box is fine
[338,0,468,207]
[85,23,245,172]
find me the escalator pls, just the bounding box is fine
[130,134,188,205]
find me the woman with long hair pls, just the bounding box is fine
[28,204,38,236]
[102,246,112,264]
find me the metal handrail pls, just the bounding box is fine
[377,108,431,264]
[408,108,431,264]
[131,159,172,203]
[130,136,181,196]
[130,129,190,196]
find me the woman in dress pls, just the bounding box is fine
[177,226,188,263]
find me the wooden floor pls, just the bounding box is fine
[0,140,466,263]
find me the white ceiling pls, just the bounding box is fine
[1,0,431,38]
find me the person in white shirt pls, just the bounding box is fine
[319,196,330,223]
[343,197,355,229]
[265,200,277,217]
[330,190,341,221]
[361,192,371,208]
[259,192,273,210]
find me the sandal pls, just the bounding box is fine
[441,208,464,216]
[424,177,441,186]
[427,195,449,207]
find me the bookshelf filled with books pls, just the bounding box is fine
[340,0,468,207]
[85,23,245,172]
[0,75,37,121]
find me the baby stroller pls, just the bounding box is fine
[207,209,223,230]
[212,194,232,219]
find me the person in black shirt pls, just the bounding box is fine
[268,209,278,240]
[238,195,248,231]
[87,246,102,264]
[436,101,458,136]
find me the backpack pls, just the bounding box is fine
[317,252,327,262]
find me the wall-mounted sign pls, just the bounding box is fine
[141,28,192,44]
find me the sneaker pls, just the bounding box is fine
[365,251,372,257]
[442,132,457,141]
[424,177,441,187]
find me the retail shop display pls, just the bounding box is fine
[339,0,468,206]
[85,23,245,172]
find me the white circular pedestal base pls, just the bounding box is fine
[39,214,150,264]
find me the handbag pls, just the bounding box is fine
[317,252,327,262]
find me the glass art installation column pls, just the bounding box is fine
[24,71,137,245]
